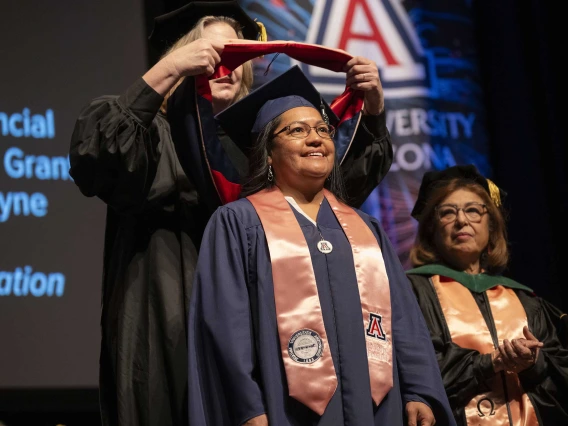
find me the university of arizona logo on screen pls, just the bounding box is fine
[293,0,436,98]
[366,313,387,340]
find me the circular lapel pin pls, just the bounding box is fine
[317,239,333,254]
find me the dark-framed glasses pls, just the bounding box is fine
[273,121,336,140]
[435,202,488,223]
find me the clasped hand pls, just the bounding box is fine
[492,326,543,373]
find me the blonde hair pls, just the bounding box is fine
[159,15,254,113]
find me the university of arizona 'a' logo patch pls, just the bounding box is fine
[292,0,436,98]
[366,313,387,340]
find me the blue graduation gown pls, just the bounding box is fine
[188,197,455,425]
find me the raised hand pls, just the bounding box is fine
[162,38,225,78]
[143,38,225,96]
[343,56,384,115]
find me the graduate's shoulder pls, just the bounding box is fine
[514,287,554,315]
[216,198,262,229]
[353,207,384,232]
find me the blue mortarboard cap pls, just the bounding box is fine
[215,65,338,153]
[251,95,317,134]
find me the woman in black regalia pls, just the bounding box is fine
[406,165,568,425]
[68,1,394,425]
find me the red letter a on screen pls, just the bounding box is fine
[338,0,399,66]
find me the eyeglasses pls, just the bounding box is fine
[435,202,488,224]
[273,121,336,140]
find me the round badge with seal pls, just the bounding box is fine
[288,329,324,364]
[317,239,333,254]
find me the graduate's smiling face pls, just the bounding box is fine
[433,188,490,269]
[203,22,243,111]
[268,107,335,191]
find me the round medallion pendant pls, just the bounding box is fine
[288,329,324,364]
[317,240,333,254]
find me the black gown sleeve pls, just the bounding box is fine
[537,296,568,348]
[340,112,393,208]
[407,274,498,413]
[516,291,568,423]
[69,78,168,213]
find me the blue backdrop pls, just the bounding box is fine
[242,0,491,266]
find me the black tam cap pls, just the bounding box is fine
[411,165,507,219]
[148,0,264,53]
[215,65,338,153]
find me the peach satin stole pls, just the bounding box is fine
[431,275,539,426]
[247,188,393,415]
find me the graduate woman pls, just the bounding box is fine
[406,165,568,425]
[68,1,393,425]
[187,68,455,426]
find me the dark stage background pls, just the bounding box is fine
[0,0,565,424]
[0,0,146,424]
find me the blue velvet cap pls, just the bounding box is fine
[215,65,338,153]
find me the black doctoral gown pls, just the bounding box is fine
[407,271,568,426]
[69,77,393,426]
